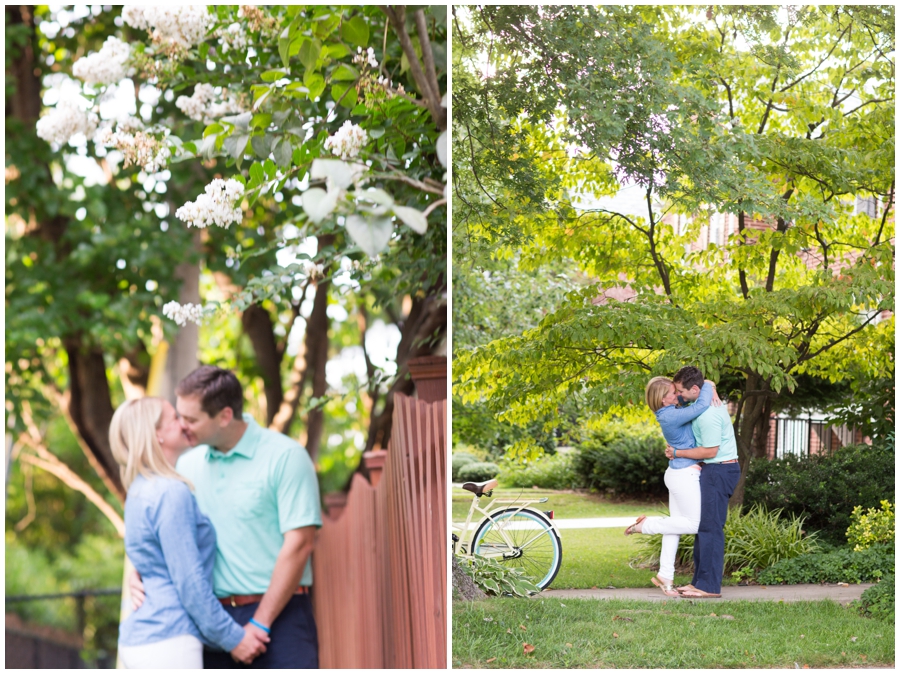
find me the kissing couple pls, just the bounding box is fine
[625,366,741,598]
[111,365,322,668]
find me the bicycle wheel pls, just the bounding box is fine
[472,507,562,590]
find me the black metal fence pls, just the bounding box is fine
[5,588,121,669]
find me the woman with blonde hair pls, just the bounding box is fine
[110,397,268,668]
[623,374,720,596]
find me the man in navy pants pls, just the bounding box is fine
[664,366,741,598]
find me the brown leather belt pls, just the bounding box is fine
[219,586,310,607]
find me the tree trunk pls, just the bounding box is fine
[64,338,125,502]
[731,374,771,507]
[6,6,42,122]
[242,303,283,425]
[451,554,487,602]
[365,292,447,452]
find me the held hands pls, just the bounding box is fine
[128,568,145,611]
[705,379,723,407]
[231,624,270,664]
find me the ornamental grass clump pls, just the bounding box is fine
[631,504,818,575]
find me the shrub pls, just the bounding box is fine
[853,574,894,622]
[846,500,894,551]
[458,554,540,597]
[757,543,894,585]
[744,440,895,545]
[452,455,476,481]
[499,451,582,490]
[632,505,818,574]
[576,426,668,498]
[457,462,501,482]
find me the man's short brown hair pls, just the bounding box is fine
[672,365,704,391]
[175,365,244,419]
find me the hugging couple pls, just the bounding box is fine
[625,366,741,598]
[110,365,322,669]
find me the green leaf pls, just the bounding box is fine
[303,71,326,100]
[223,133,250,164]
[278,27,291,68]
[249,162,265,186]
[331,64,359,82]
[250,113,272,130]
[274,139,293,168]
[393,204,428,234]
[198,42,210,61]
[340,16,369,48]
[251,135,272,159]
[203,123,224,138]
[263,158,277,180]
[331,82,357,108]
[323,43,351,60]
[301,187,339,224]
[261,69,288,83]
[345,214,393,256]
[299,38,322,71]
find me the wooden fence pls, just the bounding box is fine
[312,392,447,668]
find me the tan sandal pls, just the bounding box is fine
[624,515,646,535]
[679,586,721,598]
[651,575,680,597]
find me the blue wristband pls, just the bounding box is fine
[249,618,270,634]
[673,448,677,458]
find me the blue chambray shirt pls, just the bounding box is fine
[118,474,245,651]
[654,381,714,469]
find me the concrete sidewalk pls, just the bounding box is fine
[539,583,874,604]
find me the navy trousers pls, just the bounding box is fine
[692,462,741,594]
[203,594,319,669]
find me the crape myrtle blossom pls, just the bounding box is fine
[36,98,98,145]
[72,36,132,85]
[217,23,248,53]
[175,178,245,229]
[175,83,245,124]
[95,121,171,174]
[122,6,212,48]
[323,120,368,160]
[355,46,379,69]
[162,301,213,326]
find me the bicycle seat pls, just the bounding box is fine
[461,479,498,497]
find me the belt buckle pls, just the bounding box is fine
[230,596,237,608]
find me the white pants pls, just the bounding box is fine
[119,633,204,669]
[640,466,702,580]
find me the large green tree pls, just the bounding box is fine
[453,5,894,503]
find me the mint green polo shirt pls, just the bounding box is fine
[176,416,322,596]
[690,405,739,463]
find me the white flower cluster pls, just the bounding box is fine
[175,178,245,229]
[162,301,208,326]
[36,99,98,145]
[217,23,248,53]
[122,6,212,47]
[175,83,245,123]
[95,122,171,174]
[324,120,368,160]
[355,46,379,69]
[72,36,131,85]
[302,260,326,280]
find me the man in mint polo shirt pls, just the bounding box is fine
[132,365,322,667]
[664,366,740,599]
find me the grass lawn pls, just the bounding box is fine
[453,488,714,590]
[554,529,696,590]
[452,597,894,668]
[452,487,663,523]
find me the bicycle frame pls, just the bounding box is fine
[453,492,560,559]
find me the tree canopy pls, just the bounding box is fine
[452,5,894,502]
